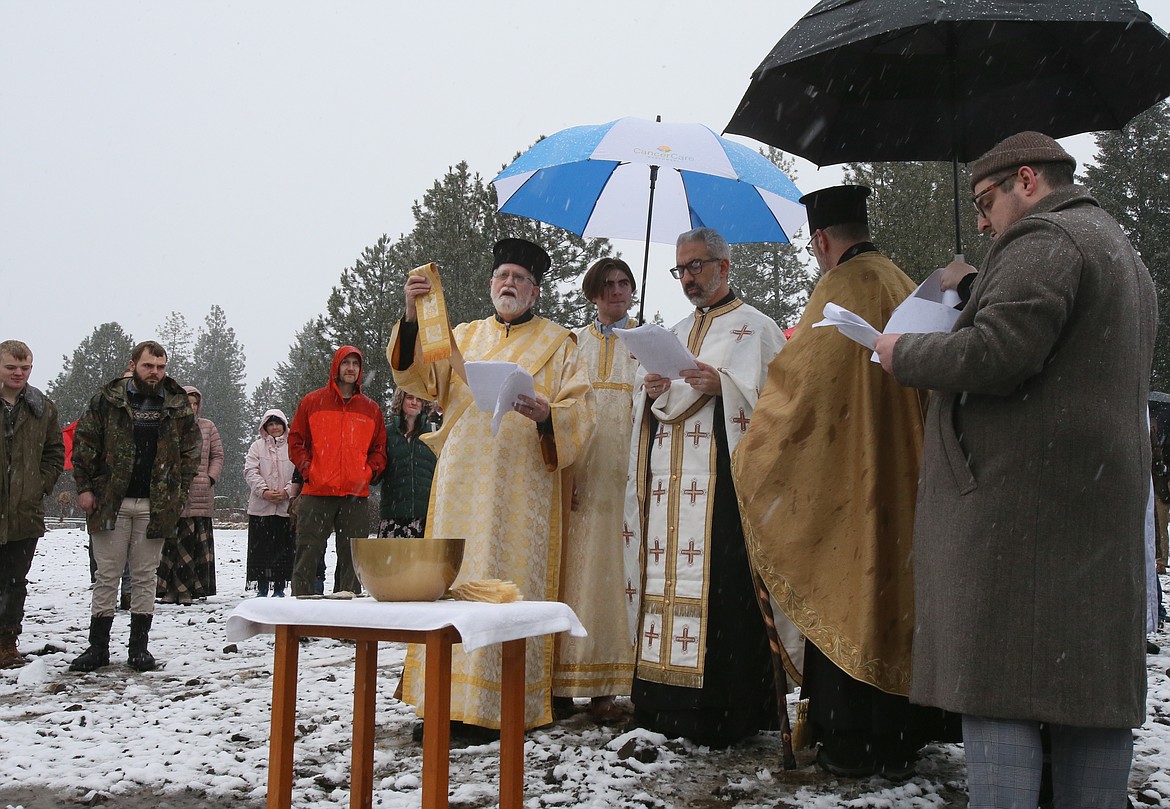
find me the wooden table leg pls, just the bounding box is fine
[499,638,526,809]
[421,630,453,809]
[351,639,378,809]
[268,625,299,809]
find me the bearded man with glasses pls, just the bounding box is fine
[388,237,593,740]
[622,227,787,747]
[875,132,1155,808]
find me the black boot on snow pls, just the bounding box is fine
[69,615,114,673]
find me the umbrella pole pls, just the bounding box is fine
[951,156,963,257]
[636,164,659,325]
[947,44,964,260]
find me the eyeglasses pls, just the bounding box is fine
[804,237,817,257]
[668,257,721,279]
[971,171,1017,217]
[491,269,537,286]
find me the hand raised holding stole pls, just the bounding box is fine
[409,262,466,382]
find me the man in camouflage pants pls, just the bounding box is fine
[70,341,200,673]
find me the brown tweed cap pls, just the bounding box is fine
[969,131,1076,190]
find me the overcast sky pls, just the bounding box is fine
[4,0,1170,391]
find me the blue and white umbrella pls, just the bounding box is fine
[492,117,806,320]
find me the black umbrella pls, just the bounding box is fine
[725,0,1170,255]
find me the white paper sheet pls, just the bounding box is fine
[813,268,964,362]
[812,302,881,350]
[883,268,962,337]
[613,324,699,379]
[465,360,536,436]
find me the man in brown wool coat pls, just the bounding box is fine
[876,132,1155,808]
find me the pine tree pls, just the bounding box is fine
[47,322,135,424]
[321,234,410,411]
[187,305,250,507]
[403,161,501,328]
[248,377,280,434]
[1084,102,1170,392]
[843,161,987,283]
[274,318,333,419]
[154,311,195,385]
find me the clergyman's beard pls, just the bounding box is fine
[492,290,530,320]
[684,272,723,306]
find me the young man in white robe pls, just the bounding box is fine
[553,257,639,724]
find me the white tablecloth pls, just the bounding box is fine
[226,597,586,652]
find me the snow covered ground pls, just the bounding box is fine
[1,527,1167,808]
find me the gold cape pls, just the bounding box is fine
[733,251,925,696]
[388,314,594,728]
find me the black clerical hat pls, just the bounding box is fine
[798,185,872,232]
[492,238,551,284]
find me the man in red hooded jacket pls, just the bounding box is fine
[288,346,387,595]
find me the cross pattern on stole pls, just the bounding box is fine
[625,578,637,603]
[731,324,754,343]
[686,422,709,447]
[648,538,666,564]
[644,622,661,649]
[651,480,667,504]
[674,625,696,653]
[622,523,634,547]
[731,407,750,433]
[680,539,703,566]
[683,479,705,505]
[653,425,669,448]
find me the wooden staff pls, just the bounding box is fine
[751,570,797,770]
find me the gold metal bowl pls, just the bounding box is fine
[351,537,466,602]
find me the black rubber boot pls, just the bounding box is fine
[69,615,114,672]
[127,613,156,672]
[126,613,157,669]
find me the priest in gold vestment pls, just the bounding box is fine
[623,228,790,747]
[735,186,950,780]
[553,257,638,724]
[387,238,593,733]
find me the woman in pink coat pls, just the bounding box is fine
[244,409,297,596]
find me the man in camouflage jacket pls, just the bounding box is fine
[70,341,200,673]
[0,340,64,668]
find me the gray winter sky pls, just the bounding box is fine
[4,0,1170,392]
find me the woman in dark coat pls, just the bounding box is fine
[378,389,438,538]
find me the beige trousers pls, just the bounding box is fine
[91,497,165,617]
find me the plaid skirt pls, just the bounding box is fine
[157,516,216,601]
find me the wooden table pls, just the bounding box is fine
[226,598,585,809]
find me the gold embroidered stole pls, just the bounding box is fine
[411,262,453,363]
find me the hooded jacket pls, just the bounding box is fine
[244,408,296,517]
[179,385,225,518]
[0,385,65,545]
[72,375,201,538]
[288,346,387,498]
